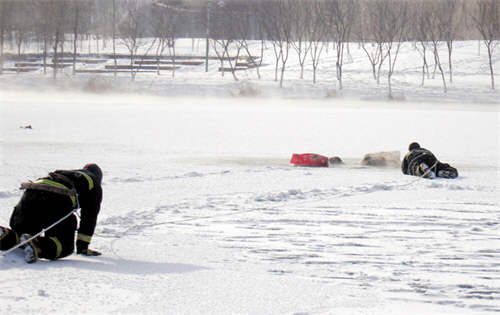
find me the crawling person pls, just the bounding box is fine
[401,142,458,179]
[0,164,103,263]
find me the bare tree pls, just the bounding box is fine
[367,0,408,98]
[360,0,390,84]
[440,0,462,83]
[428,2,450,92]
[277,1,293,88]
[118,0,147,81]
[210,2,233,79]
[309,0,329,84]
[0,1,14,74]
[471,0,499,90]
[71,0,93,75]
[247,0,270,80]
[245,39,266,79]
[242,2,266,80]
[228,3,262,81]
[326,0,358,90]
[259,0,293,87]
[11,1,33,57]
[411,0,433,87]
[412,0,463,88]
[385,1,408,98]
[71,0,80,74]
[290,0,313,80]
[31,2,51,74]
[211,1,255,81]
[151,2,179,78]
[41,0,70,80]
[259,0,282,82]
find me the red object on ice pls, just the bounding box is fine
[290,153,328,167]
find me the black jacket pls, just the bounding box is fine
[401,147,438,175]
[402,148,457,177]
[10,169,102,251]
[52,169,102,251]
[9,168,102,258]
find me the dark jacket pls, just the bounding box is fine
[10,168,102,253]
[402,148,458,178]
[52,169,102,252]
[401,147,438,175]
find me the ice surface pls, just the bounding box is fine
[0,39,499,314]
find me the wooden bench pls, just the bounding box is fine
[134,60,204,66]
[104,65,180,71]
[75,69,156,74]
[52,59,108,64]
[218,67,249,72]
[2,67,39,72]
[15,62,72,68]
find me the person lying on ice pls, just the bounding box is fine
[0,164,103,263]
[402,142,458,179]
[290,153,343,167]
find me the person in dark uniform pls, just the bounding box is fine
[402,142,458,179]
[0,163,103,263]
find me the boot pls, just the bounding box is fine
[0,227,22,251]
[438,169,458,179]
[19,234,40,264]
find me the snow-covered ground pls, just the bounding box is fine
[0,40,499,314]
[1,39,499,103]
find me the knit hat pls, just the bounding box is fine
[408,142,420,151]
[83,163,102,185]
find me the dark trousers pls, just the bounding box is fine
[1,190,77,260]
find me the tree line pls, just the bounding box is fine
[0,0,498,92]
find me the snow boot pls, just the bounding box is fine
[0,227,21,250]
[19,234,40,264]
[417,163,435,179]
[438,169,458,179]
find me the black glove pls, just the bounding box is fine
[78,248,102,256]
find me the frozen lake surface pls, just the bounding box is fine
[1,91,498,314]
